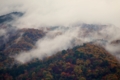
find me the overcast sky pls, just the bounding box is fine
[0,0,120,28]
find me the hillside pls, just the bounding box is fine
[0,22,120,80]
[3,28,45,55]
[0,1,120,80]
[0,28,45,69]
[0,13,120,79]
[0,43,120,80]
[0,12,23,24]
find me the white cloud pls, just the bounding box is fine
[0,29,6,37]
[1,0,120,63]
[0,0,120,28]
[15,27,81,63]
[14,25,120,63]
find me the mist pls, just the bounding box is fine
[0,0,120,28]
[0,0,120,63]
[0,29,6,37]
[14,25,120,63]
[14,27,80,63]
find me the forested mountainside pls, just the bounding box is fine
[0,25,119,80]
[0,42,120,80]
[3,29,45,54]
[0,28,45,69]
[0,12,120,80]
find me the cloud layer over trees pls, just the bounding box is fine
[0,0,120,63]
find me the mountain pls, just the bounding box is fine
[0,12,23,24]
[0,25,119,80]
[111,40,120,45]
[0,28,45,69]
[0,12,120,80]
[3,28,45,55]
[0,43,120,80]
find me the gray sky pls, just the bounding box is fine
[0,0,120,28]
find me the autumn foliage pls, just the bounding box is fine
[0,43,120,80]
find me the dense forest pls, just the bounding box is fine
[0,42,120,80]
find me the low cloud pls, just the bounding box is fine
[15,27,80,63]
[105,44,120,57]
[0,0,120,63]
[0,0,120,28]
[0,29,6,37]
[14,25,120,63]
